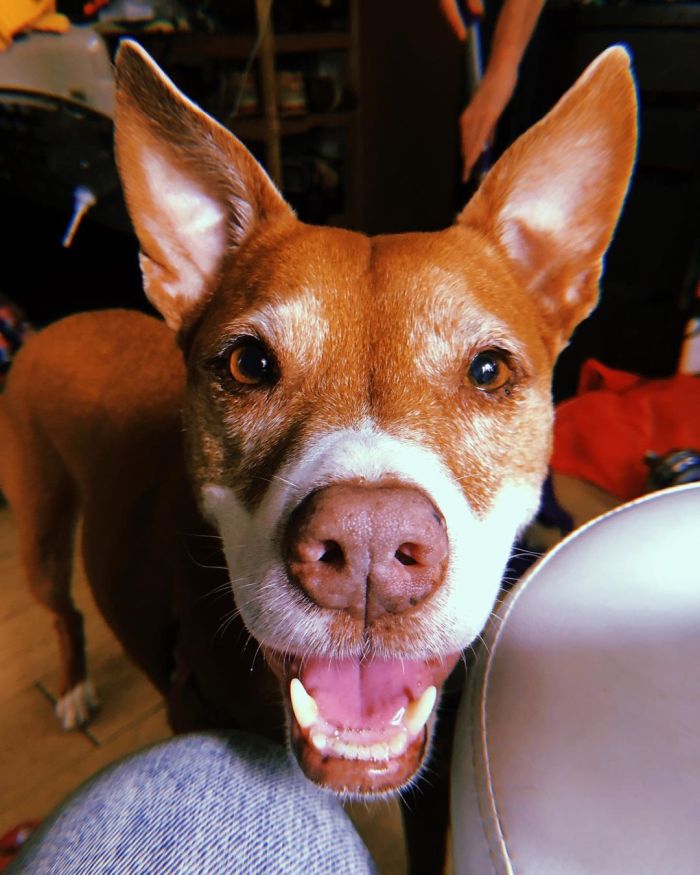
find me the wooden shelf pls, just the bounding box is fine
[246,0,361,227]
[104,2,362,228]
[280,110,356,135]
[230,110,355,141]
[105,30,351,64]
[102,31,254,62]
[275,32,352,53]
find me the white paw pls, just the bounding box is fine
[55,680,100,730]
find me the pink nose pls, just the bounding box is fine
[285,484,449,623]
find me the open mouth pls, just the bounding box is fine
[263,647,460,795]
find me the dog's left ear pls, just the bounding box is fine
[458,46,638,354]
[114,40,294,333]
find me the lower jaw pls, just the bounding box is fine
[290,720,427,795]
[262,645,459,795]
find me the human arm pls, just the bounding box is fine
[442,0,545,180]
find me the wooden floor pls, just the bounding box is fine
[0,505,171,830]
[0,505,406,873]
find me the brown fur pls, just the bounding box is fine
[1,311,282,733]
[1,40,637,861]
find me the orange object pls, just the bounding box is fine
[0,0,69,51]
[83,0,111,16]
[551,359,700,500]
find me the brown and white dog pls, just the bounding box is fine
[0,41,636,807]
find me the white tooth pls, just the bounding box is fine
[404,685,437,735]
[290,678,319,729]
[342,742,361,760]
[311,732,328,752]
[371,742,389,761]
[390,732,408,755]
[359,746,374,761]
[332,738,348,756]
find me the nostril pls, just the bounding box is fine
[319,540,344,567]
[292,539,344,565]
[286,483,449,622]
[395,544,419,566]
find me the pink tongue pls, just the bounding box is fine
[300,656,436,728]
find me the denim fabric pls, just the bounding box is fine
[10,732,378,875]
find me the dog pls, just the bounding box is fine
[0,38,636,816]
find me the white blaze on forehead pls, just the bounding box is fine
[407,274,466,381]
[141,148,227,301]
[228,292,330,368]
[202,422,540,657]
[407,278,526,382]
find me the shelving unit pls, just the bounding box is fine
[2,0,466,327]
[125,0,362,228]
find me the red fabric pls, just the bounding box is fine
[551,359,700,501]
[0,822,39,871]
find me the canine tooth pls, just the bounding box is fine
[404,685,437,735]
[290,678,319,729]
[311,732,328,752]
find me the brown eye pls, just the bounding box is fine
[228,339,274,385]
[467,350,512,392]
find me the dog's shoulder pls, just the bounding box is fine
[5,309,185,486]
[9,309,183,419]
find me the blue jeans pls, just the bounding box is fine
[10,733,378,874]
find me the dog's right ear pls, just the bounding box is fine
[114,41,294,333]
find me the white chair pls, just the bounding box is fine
[452,482,700,874]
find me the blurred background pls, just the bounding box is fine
[0,0,698,401]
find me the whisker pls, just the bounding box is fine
[195,582,235,605]
[196,571,261,605]
[182,542,229,572]
[184,531,223,541]
[464,630,491,659]
[251,472,302,491]
[215,607,243,641]
[270,472,302,489]
[510,547,544,559]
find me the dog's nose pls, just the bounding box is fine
[285,484,449,623]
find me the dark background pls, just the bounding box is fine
[2,0,698,401]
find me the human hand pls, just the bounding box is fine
[459,65,517,181]
[439,0,485,40]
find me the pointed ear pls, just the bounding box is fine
[458,46,638,354]
[114,40,294,333]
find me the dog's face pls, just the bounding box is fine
[115,43,637,795]
[187,226,554,792]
